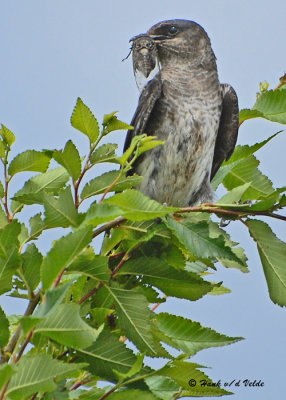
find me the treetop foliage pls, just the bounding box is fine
[0,75,286,399]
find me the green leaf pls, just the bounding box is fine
[239,108,264,123]
[158,360,231,396]
[67,247,110,283]
[119,257,214,301]
[120,135,145,165]
[0,306,9,349]
[114,353,144,382]
[85,202,123,226]
[105,190,178,221]
[53,140,81,181]
[155,313,242,356]
[212,132,280,189]
[1,124,15,146]
[145,375,180,399]
[0,204,7,229]
[6,354,87,400]
[43,186,80,228]
[108,391,158,400]
[0,140,6,158]
[71,97,100,143]
[107,287,156,355]
[22,244,42,292]
[78,329,137,381]
[41,226,93,290]
[35,303,102,348]
[246,219,286,306]
[217,182,252,204]
[253,89,286,124]
[8,150,51,177]
[36,282,73,317]
[29,213,46,240]
[0,221,21,295]
[13,167,70,205]
[103,112,133,133]
[165,217,242,263]
[0,364,16,391]
[90,143,120,164]
[222,155,274,200]
[81,171,142,200]
[0,180,4,198]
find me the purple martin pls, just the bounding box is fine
[124,19,239,207]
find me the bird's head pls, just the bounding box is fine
[146,19,215,67]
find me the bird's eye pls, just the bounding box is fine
[169,26,178,35]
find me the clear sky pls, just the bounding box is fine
[1,1,286,399]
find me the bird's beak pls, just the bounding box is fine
[129,33,147,43]
[148,34,170,41]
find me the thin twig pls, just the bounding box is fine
[92,217,126,238]
[16,330,34,362]
[77,282,104,305]
[99,171,123,203]
[98,386,117,400]
[1,292,41,364]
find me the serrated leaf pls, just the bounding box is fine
[0,221,21,295]
[239,108,264,123]
[0,204,7,228]
[0,306,9,348]
[145,375,180,400]
[246,219,286,306]
[217,182,251,204]
[212,133,280,190]
[71,97,100,143]
[253,89,286,124]
[53,140,81,180]
[8,150,51,177]
[36,282,73,317]
[0,364,16,391]
[158,360,231,396]
[0,140,5,158]
[155,313,242,356]
[6,354,87,400]
[85,202,123,226]
[0,180,4,198]
[105,190,178,221]
[108,391,158,400]
[81,170,142,200]
[119,257,214,301]
[120,135,145,165]
[165,217,242,263]
[35,303,102,348]
[223,155,274,200]
[43,186,80,228]
[1,124,15,146]
[78,329,137,381]
[67,247,110,282]
[90,143,119,164]
[22,243,42,292]
[107,287,156,355]
[41,226,93,290]
[13,167,70,205]
[103,112,133,133]
[29,213,46,240]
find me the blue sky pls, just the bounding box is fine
[1,1,286,399]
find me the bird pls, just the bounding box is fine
[124,19,239,207]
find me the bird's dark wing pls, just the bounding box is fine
[210,84,239,180]
[123,73,162,152]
